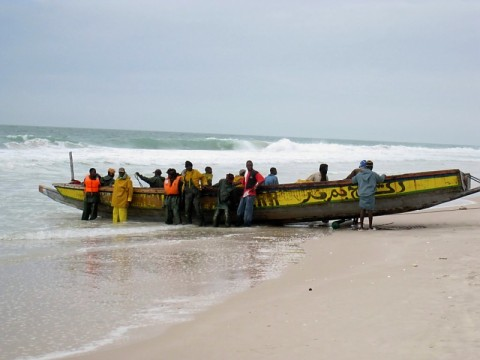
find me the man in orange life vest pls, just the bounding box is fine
[82,168,101,220]
[164,168,183,225]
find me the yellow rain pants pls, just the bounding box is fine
[113,207,128,223]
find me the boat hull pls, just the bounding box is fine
[39,169,479,224]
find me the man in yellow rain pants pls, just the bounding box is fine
[112,167,133,223]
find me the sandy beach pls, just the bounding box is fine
[70,198,480,360]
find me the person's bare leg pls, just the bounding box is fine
[359,209,365,230]
[368,211,374,229]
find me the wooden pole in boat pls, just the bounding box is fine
[134,173,143,187]
[69,151,75,182]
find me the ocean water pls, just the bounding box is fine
[1,124,480,360]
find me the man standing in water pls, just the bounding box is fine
[163,168,183,225]
[182,161,207,226]
[237,160,264,227]
[352,160,386,230]
[82,168,101,220]
[112,167,134,223]
[212,173,236,227]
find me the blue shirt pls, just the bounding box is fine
[263,174,279,186]
[352,168,385,197]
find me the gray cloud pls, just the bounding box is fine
[1,0,479,145]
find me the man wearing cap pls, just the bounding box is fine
[182,160,207,225]
[352,160,386,230]
[135,169,165,188]
[100,168,116,186]
[112,167,134,223]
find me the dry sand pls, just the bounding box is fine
[71,200,480,360]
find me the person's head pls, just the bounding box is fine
[118,167,126,177]
[226,173,234,184]
[319,163,328,181]
[167,168,177,178]
[154,169,162,176]
[270,167,277,175]
[108,168,115,176]
[366,160,374,170]
[185,161,193,171]
[246,160,253,170]
[89,168,96,175]
[359,160,367,169]
[319,163,328,174]
[239,169,246,176]
[205,166,212,174]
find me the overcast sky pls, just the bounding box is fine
[0,0,479,146]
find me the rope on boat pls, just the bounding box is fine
[468,174,480,184]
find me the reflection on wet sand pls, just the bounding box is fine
[9,225,329,359]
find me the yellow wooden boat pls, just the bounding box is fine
[39,169,480,224]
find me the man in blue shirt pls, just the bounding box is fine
[263,167,279,186]
[352,160,386,230]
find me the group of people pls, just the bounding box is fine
[81,167,134,223]
[80,167,115,221]
[81,160,269,227]
[81,159,385,230]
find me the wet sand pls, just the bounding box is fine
[70,198,480,360]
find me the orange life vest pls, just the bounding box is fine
[164,176,181,195]
[84,176,101,193]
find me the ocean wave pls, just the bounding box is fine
[4,139,85,149]
[5,135,479,162]
[126,136,269,151]
[2,126,480,166]
[261,139,480,163]
[1,130,271,151]
[4,134,86,149]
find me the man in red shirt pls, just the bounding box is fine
[236,160,264,226]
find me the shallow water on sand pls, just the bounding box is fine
[1,219,331,360]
